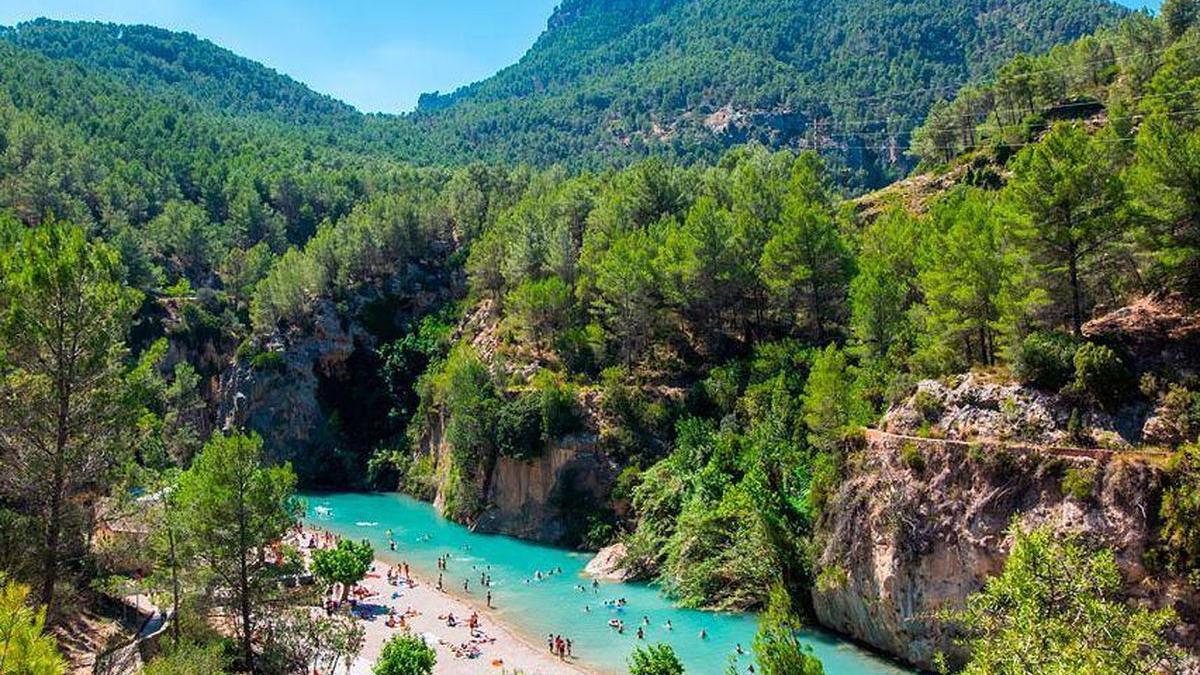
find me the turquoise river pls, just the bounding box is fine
[306,492,911,675]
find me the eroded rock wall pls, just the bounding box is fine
[812,431,1197,670]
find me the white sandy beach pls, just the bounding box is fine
[302,529,591,675]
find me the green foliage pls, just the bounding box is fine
[802,346,866,452]
[1006,123,1128,337]
[752,585,825,675]
[1072,342,1134,405]
[915,188,1012,371]
[760,190,851,342]
[1160,444,1200,576]
[1061,466,1098,501]
[1162,0,1200,39]
[954,524,1178,675]
[1013,331,1079,390]
[311,540,374,599]
[0,224,141,607]
[0,575,67,675]
[373,635,436,675]
[507,276,573,348]
[899,442,926,474]
[628,643,685,675]
[143,642,230,675]
[173,432,299,668]
[495,393,545,460]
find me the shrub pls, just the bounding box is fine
[144,641,230,675]
[533,372,583,440]
[250,350,286,373]
[1160,444,1200,575]
[1013,331,1078,389]
[1073,342,1134,405]
[373,635,436,675]
[815,564,849,593]
[900,442,926,473]
[628,643,684,675]
[495,393,544,459]
[1061,466,1097,501]
[912,388,942,421]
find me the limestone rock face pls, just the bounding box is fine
[883,372,1143,447]
[585,543,631,581]
[811,431,1198,670]
[217,298,365,479]
[416,409,619,546]
[476,436,619,543]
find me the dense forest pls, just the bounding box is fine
[2,1,1200,674]
[5,0,1129,189]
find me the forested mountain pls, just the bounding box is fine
[4,2,1200,674]
[1,19,362,130]
[4,2,1131,189]
[406,0,1130,184]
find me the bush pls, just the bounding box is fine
[1160,444,1200,575]
[373,635,436,675]
[1073,342,1134,405]
[1013,331,1078,389]
[912,388,942,421]
[144,641,230,675]
[900,442,926,473]
[495,393,544,459]
[628,643,684,675]
[1061,466,1097,501]
[250,350,286,373]
[533,372,583,440]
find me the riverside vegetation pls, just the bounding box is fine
[1,1,1200,674]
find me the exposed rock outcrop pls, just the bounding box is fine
[416,409,620,546]
[585,543,631,581]
[217,263,458,484]
[883,372,1148,448]
[812,430,1197,670]
[217,298,367,479]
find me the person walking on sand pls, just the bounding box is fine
[437,573,443,591]
[486,590,493,608]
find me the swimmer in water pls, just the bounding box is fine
[699,628,708,640]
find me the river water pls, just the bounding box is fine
[305,492,910,675]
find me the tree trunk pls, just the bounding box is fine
[168,524,180,642]
[41,470,63,609]
[1068,243,1083,337]
[238,495,254,669]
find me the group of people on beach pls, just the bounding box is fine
[547,633,574,661]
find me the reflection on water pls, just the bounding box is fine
[305,492,910,675]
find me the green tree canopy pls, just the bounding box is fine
[0,575,67,675]
[373,635,436,675]
[954,524,1178,675]
[174,432,299,670]
[312,539,374,602]
[0,224,140,608]
[628,642,685,675]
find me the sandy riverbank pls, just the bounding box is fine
[301,529,592,675]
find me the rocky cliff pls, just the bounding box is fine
[416,409,621,546]
[218,263,457,485]
[811,428,1197,671]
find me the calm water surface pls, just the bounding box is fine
[305,492,910,675]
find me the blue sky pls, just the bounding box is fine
[0,0,1161,114]
[0,1,561,113]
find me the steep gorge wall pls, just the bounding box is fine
[418,411,621,545]
[812,431,1198,670]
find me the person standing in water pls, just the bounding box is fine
[486,590,493,608]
